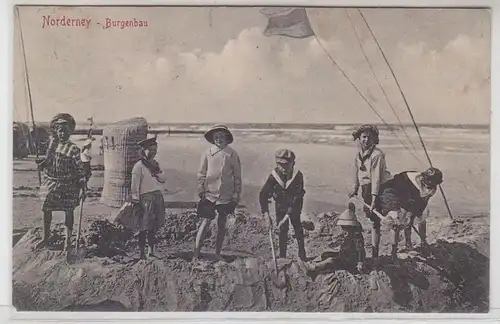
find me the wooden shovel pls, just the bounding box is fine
[351,196,426,242]
[67,190,87,265]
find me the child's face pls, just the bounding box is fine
[213,131,229,148]
[145,144,158,160]
[359,131,373,150]
[56,124,71,141]
[277,160,294,174]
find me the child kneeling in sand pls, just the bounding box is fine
[302,202,366,274]
[193,125,242,262]
[259,149,307,261]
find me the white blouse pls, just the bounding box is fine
[130,160,167,200]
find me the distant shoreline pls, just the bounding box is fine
[14,121,490,131]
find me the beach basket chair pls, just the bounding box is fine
[100,117,148,207]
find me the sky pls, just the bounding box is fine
[13,6,491,125]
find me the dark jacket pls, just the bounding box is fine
[379,171,434,218]
[259,168,305,216]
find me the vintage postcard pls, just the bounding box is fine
[11,5,490,313]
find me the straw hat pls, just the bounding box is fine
[204,125,234,144]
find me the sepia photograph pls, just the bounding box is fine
[11,5,490,313]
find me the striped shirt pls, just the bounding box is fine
[43,139,86,181]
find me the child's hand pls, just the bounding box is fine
[356,262,364,272]
[369,198,376,213]
[348,188,358,198]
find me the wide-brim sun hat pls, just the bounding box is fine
[204,125,234,144]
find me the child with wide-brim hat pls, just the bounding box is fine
[194,125,242,263]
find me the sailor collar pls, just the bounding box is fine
[271,168,300,189]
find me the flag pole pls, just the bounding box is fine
[357,9,456,222]
[16,6,41,186]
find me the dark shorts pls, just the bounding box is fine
[197,198,236,221]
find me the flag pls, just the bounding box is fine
[261,7,315,39]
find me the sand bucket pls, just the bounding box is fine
[100,117,148,207]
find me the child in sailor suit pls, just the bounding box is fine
[259,149,307,261]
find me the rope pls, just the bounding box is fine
[16,7,38,158]
[345,8,422,164]
[358,8,454,221]
[312,33,423,163]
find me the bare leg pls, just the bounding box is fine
[418,220,427,246]
[43,211,52,247]
[194,218,210,260]
[147,230,156,256]
[215,212,228,258]
[404,226,413,249]
[391,227,400,261]
[371,221,381,258]
[291,217,306,261]
[138,231,146,260]
[64,210,74,251]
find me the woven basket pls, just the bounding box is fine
[100,117,148,207]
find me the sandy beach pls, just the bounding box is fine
[11,128,490,312]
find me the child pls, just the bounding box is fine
[259,149,307,261]
[130,136,167,260]
[301,202,365,273]
[194,125,242,262]
[378,167,443,257]
[36,113,88,250]
[348,124,392,259]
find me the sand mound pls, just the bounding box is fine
[12,211,489,312]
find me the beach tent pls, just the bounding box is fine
[12,122,30,159]
[29,126,51,156]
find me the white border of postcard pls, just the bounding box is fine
[1,0,498,323]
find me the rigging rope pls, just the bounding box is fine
[357,8,455,221]
[311,33,423,164]
[345,8,422,163]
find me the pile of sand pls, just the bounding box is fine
[12,210,489,312]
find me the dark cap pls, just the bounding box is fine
[137,136,158,149]
[275,149,296,163]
